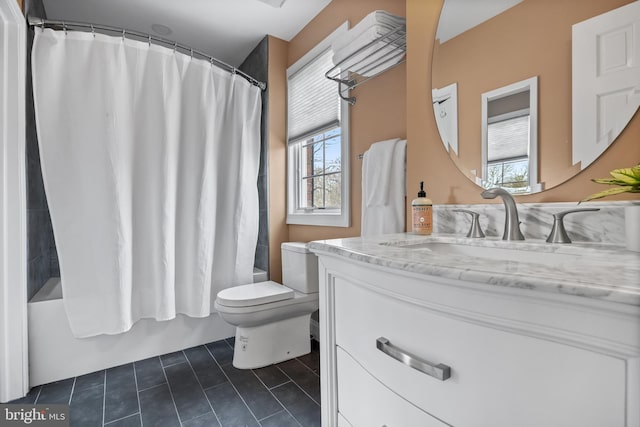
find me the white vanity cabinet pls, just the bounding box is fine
[315,252,640,427]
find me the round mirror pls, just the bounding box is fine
[432,0,640,194]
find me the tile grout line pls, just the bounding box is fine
[262,382,304,427]
[204,341,263,426]
[160,351,186,427]
[68,377,77,406]
[131,363,144,427]
[33,386,42,405]
[182,347,223,427]
[294,355,321,378]
[136,382,166,394]
[275,364,321,407]
[102,371,107,427]
[160,352,188,369]
[252,374,302,427]
[257,409,303,426]
[104,413,141,426]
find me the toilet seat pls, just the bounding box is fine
[216,281,294,308]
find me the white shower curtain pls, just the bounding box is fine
[32,28,261,338]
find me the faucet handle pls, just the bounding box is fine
[545,208,600,244]
[453,209,485,238]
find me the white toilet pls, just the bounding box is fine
[214,242,319,369]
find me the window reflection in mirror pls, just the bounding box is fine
[481,76,539,194]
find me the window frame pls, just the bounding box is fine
[480,76,539,194]
[286,22,350,227]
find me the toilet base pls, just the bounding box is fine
[232,314,312,369]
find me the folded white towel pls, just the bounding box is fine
[332,11,406,77]
[332,10,405,54]
[361,139,406,236]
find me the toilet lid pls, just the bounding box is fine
[216,281,294,307]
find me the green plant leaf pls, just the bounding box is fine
[592,178,629,185]
[609,166,640,185]
[581,186,639,203]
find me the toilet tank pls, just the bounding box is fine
[281,242,319,294]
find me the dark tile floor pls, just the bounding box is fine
[12,338,321,427]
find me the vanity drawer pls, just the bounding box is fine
[333,276,626,427]
[336,346,446,427]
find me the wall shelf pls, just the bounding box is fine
[325,24,406,105]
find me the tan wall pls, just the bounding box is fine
[286,0,407,244]
[432,0,635,191]
[268,0,639,277]
[407,0,640,222]
[267,36,289,283]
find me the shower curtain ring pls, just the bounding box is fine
[91,24,95,38]
[40,20,44,30]
[122,29,126,41]
[210,57,214,67]
[148,35,152,47]
[63,23,67,36]
[173,42,177,53]
[190,48,194,58]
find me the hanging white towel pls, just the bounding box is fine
[361,139,406,236]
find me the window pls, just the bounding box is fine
[298,127,342,210]
[287,23,350,227]
[481,76,539,194]
[486,111,530,193]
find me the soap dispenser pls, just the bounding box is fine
[412,182,433,235]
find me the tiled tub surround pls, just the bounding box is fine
[434,201,633,245]
[13,338,321,427]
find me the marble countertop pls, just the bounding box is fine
[308,233,640,307]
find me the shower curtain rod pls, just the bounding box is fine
[27,16,267,91]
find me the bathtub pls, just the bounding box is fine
[28,268,269,387]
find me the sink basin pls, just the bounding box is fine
[397,242,584,265]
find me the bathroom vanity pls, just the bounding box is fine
[309,234,640,427]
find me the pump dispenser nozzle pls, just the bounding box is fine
[418,181,426,198]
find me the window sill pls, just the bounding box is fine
[287,211,350,227]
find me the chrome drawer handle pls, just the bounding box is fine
[376,337,451,381]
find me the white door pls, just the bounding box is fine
[572,0,640,168]
[432,82,458,156]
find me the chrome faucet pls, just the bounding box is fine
[480,188,525,240]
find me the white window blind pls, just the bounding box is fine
[288,49,340,143]
[487,115,529,161]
